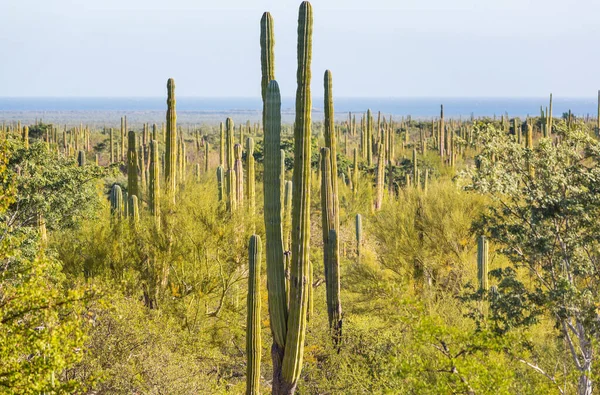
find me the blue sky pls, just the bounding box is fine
[1,0,599,97]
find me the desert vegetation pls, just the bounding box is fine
[2,2,600,395]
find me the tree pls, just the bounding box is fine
[468,120,600,395]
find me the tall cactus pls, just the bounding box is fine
[23,126,29,149]
[121,116,126,162]
[439,104,445,159]
[322,70,342,341]
[149,140,160,227]
[219,122,225,167]
[129,195,140,227]
[205,142,210,173]
[283,180,293,252]
[477,235,489,291]
[366,109,373,166]
[412,148,418,185]
[261,11,275,128]
[110,128,114,163]
[320,148,342,341]
[352,148,358,194]
[234,143,244,207]
[280,2,313,392]
[246,234,262,395]
[246,137,256,215]
[226,118,237,212]
[127,131,139,214]
[375,143,384,210]
[263,80,287,373]
[165,78,177,201]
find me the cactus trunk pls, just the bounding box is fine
[246,235,262,395]
[166,78,177,202]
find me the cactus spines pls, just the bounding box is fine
[263,80,287,353]
[217,165,225,202]
[149,140,160,226]
[260,11,275,126]
[226,118,237,212]
[127,131,139,214]
[234,143,244,207]
[77,150,86,167]
[166,78,177,201]
[246,137,256,215]
[110,184,124,220]
[355,213,362,258]
[246,234,262,395]
[280,2,313,390]
[477,235,489,291]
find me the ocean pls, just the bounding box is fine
[0,97,596,126]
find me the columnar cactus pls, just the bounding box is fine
[246,234,262,395]
[320,147,342,341]
[477,235,489,291]
[246,137,256,215]
[439,105,445,159]
[217,166,225,202]
[261,11,275,127]
[77,150,85,167]
[412,148,417,186]
[149,140,160,226]
[23,126,29,149]
[263,80,287,368]
[138,144,147,198]
[352,148,358,194]
[129,195,140,228]
[366,109,373,166]
[166,78,177,202]
[234,143,244,207]
[548,93,553,134]
[283,180,293,252]
[121,116,126,162]
[226,118,237,212]
[110,184,124,220]
[127,131,139,215]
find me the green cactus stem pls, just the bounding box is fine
[149,140,160,227]
[246,234,262,395]
[477,235,489,291]
[77,150,85,167]
[110,183,124,221]
[205,142,210,173]
[166,78,177,202]
[110,128,114,163]
[375,143,384,210]
[355,213,362,259]
[226,118,237,212]
[261,11,275,127]
[129,195,140,228]
[127,131,139,214]
[246,137,256,215]
[217,165,225,202]
[234,143,244,207]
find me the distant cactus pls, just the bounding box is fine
[375,143,385,210]
[110,128,114,163]
[23,126,29,149]
[412,148,417,186]
[366,109,373,166]
[477,235,489,291]
[246,137,256,215]
[219,122,225,167]
[205,142,210,172]
[226,118,237,212]
[439,105,445,159]
[77,150,86,167]
[166,78,177,201]
[127,131,139,214]
[246,234,262,395]
[352,148,358,194]
[234,143,244,207]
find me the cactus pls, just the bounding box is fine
[121,116,126,162]
[477,235,489,291]
[548,93,553,134]
[77,150,86,167]
[226,118,237,212]
[129,195,139,224]
[234,143,244,207]
[355,213,362,259]
[439,105,445,159]
[283,180,293,251]
[110,184,124,220]
[217,166,225,202]
[424,168,429,193]
[23,126,29,149]
[127,131,139,214]
[366,109,373,166]
[352,148,358,194]
[260,11,275,127]
[166,78,177,201]
[320,147,342,341]
[412,148,417,186]
[149,140,160,227]
[263,80,287,362]
[152,123,158,141]
[138,144,147,199]
[246,234,262,395]
[246,137,256,215]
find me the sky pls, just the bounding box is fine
[1,0,599,98]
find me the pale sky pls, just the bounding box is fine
[1,0,599,98]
